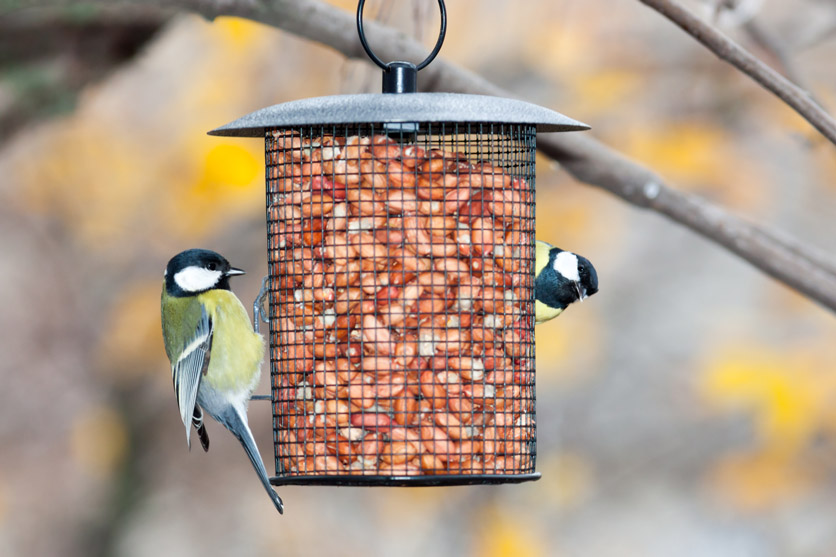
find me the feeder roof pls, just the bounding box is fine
[208,93,589,137]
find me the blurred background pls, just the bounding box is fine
[2,0,836,555]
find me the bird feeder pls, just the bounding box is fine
[209,0,588,486]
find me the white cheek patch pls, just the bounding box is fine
[174,266,222,292]
[553,251,580,282]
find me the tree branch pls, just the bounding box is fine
[741,19,834,145]
[5,0,836,312]
[638,0,836,149]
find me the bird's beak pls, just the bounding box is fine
[226,267,246,277]
[575,281,586,302]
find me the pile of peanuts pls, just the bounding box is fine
[267,129,535,478]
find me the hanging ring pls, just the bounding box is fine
[356,0,447,71]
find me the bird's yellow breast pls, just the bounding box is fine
[535,299,563,324]
[198,289,264,393]
[535,240,552,277]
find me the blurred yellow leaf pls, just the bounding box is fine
[522,26,594,76]
[70,405,129,479]
[8,14,276,254]
[571,70,641,115]
[708,451,815,510]
[17,121,154,252]
[196,143,260,192]
[618,120,770,210]
[211,17,272,50]
[623,122,728,186]
[164,139,264,241]
[536,190,592,245]
[473,509,548,557]
[323,0,358,10]
[701,346,822,452]
[535,173,624,254]
[701,342,836,509]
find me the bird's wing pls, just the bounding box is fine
[171,305,213,448]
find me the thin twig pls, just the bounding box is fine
[742,20,804,88]
[638,0,836,149]
[741,19,829,143]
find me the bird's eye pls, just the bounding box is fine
[207,262,217,271]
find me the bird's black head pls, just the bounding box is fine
[576,254,599,298]
[536,248,599,310]
[164,248,245,297]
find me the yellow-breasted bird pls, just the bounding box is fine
[534,240,599,324]
[161,248,283,514]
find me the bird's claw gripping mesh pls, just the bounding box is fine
[266,123,537,485]
[253,276,270,334]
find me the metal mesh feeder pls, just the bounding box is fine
[208,1,588,487]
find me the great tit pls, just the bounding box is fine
[161,248,284,514]
[534,240,599,324]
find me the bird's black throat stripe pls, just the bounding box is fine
[535,267,574,310]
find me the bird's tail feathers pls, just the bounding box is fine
[222,406,284,515]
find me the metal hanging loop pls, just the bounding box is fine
[356,0,447,71]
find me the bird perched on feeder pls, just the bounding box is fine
[534,240,599,324]
[161,248,284,514]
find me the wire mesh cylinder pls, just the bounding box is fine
[266,123,537,485]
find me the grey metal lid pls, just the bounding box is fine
[208,93,589,137]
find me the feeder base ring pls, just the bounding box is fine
[269,473,541,487]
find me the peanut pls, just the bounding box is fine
[350,412,392,432]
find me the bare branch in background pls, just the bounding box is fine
[706,0,831,141]
[4,0,836,312]
[638,0,836,148]
[0,8,167,141]
[741,20,803,86]
[739,18,834,143]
